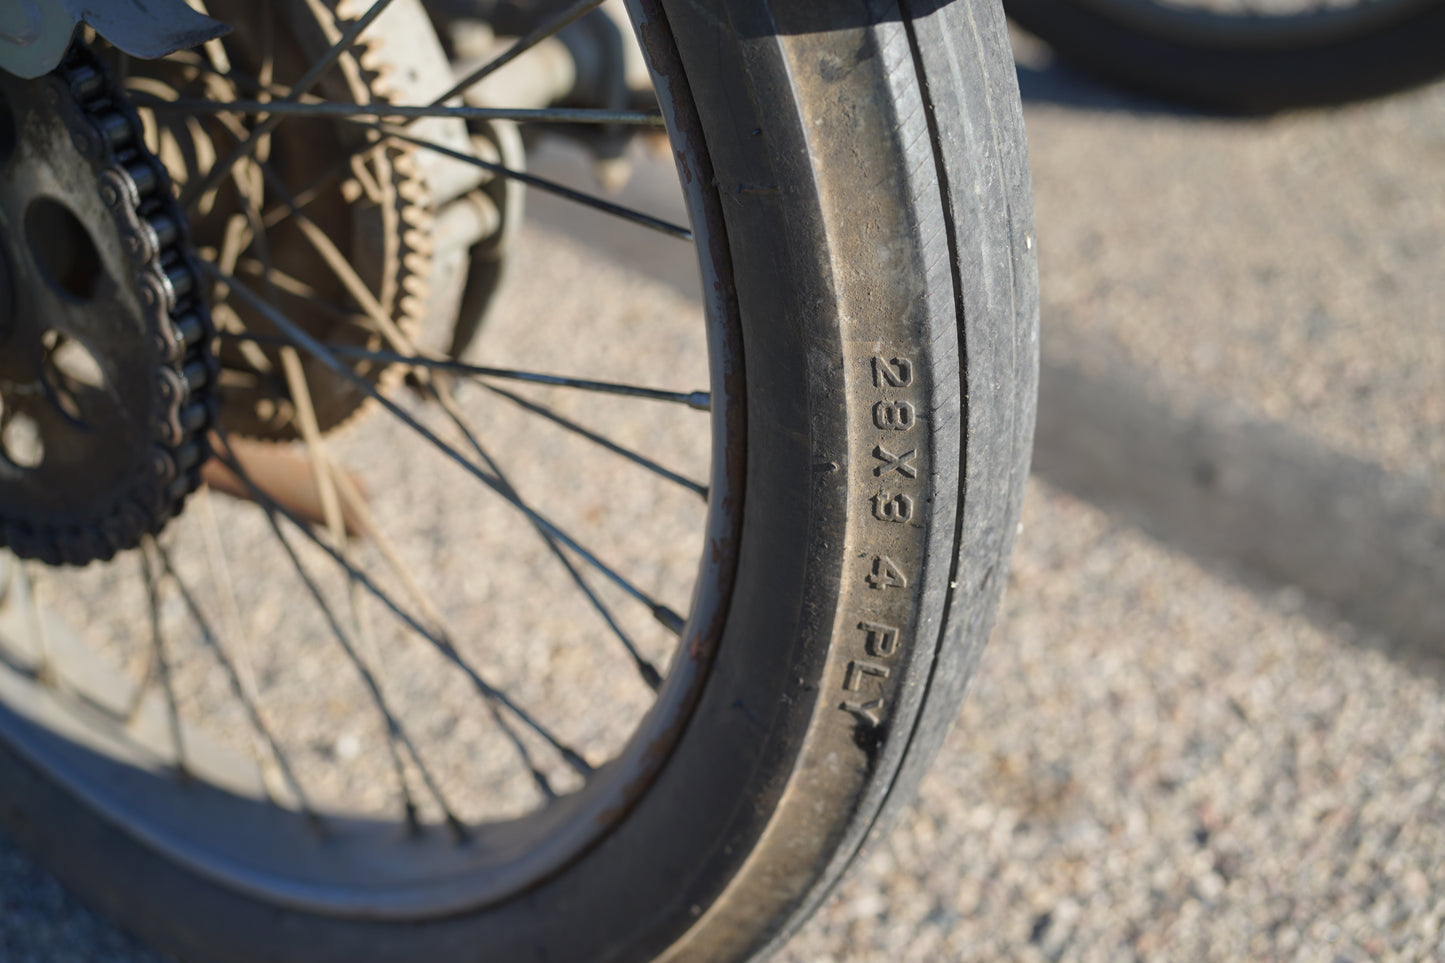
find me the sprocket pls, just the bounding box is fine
[0,42,217,567]
[126,0,436,443]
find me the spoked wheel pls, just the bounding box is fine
[0,1,1037,962]
[1006,0,1445,111]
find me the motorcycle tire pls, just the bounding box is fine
[0,0,1037,960]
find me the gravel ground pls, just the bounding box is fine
[780,481,1445,963]
[2,39,1444,963]
[776,51,1445,963]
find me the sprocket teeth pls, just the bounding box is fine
[303,0,437,442]
[397,183,429,207]
[0,44,216,567]
[360,52,391,79]
[132,0,444,446]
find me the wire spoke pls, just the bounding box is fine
[258,148,361,228]
[213,151,438,822]
[328,447,565,801]
[139,96,665,127]
[153,541,320,823]
[0,0,728,864]
[347,586,430,834]
[205,265,688,635]
[225,448,469,839]
[379,124,693,240]
[235,156,414,348]
[193,485,320,819]
[542,543,663,690]
[197,0,654,232]
[235,259,362,325]
[210,429,595,778]
[220,331,711,409]
[282,363,564,804]
[433,0,607,106]
[321,454,563,801]
[219,164,674,698]
[243,186,443,830]
[483,383,707,499]
[430,381,664,691]
[139,539,188,777]
[183,0,402,209]
[429,383,654,757]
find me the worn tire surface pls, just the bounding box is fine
[0,0,1036,960]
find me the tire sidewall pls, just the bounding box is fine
[0,2,1038,961]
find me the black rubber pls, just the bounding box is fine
[0,0,1037,960]
[1007,0,1445,112]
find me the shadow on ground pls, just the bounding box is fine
[1015,61,1178,115]
[526,83,1445,672]
[1034,327,1445,662]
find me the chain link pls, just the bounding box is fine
[0,41,217,566]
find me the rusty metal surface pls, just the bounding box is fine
[199,436,368,538]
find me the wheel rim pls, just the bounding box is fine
[0,0,745,918]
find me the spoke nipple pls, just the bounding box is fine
[653,605,685,635]
[687,392,711,411]
[639,662,662,691]
[563,748,594,776]
[534,770,558,801]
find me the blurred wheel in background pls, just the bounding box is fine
[1005,0,1445,111]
